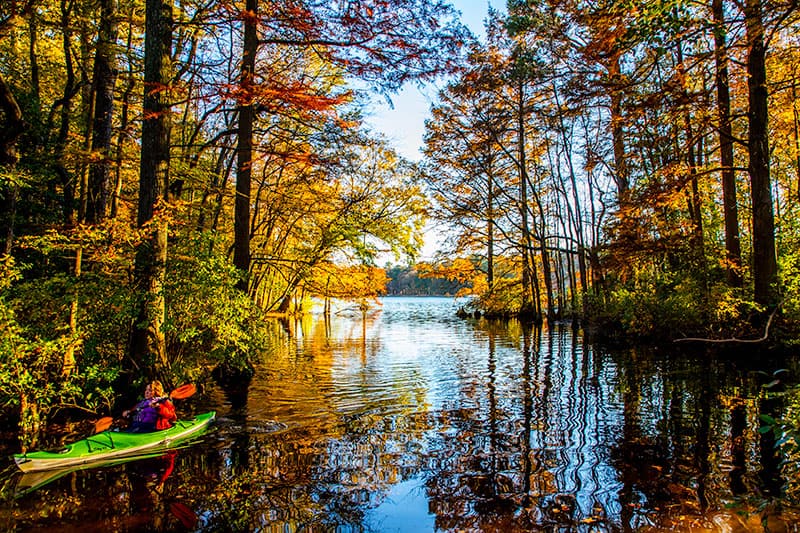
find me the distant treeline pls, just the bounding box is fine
[384,265,465,296]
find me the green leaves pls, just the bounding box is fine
[165,232,270,374]
[759,414,777,434]
[0,269,115,446]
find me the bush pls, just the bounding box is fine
[0,256,115,449]
[471,277,523,317]
[588,273,707,342]
[165,232,272,380]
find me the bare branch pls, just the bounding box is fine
[674,301,783,344]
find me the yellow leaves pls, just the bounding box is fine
[0,254,20,291]
[418,257,479,285]
[305,263,389,301]
[15,218,145,276]
[470,273,488,294]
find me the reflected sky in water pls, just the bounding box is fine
[4,296,800,531]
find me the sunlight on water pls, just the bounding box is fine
[4,296,800,531]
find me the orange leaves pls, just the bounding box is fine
[227,68,350,120]
[334,116,360,130]
[418,257,479,285]
[274,86,348,113]
[306,262,389,300]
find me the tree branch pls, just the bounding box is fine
[674,300,783,344]
[0,74,26,165]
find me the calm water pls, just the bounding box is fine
[2,296,799,531]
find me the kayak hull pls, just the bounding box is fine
[13,411,215,472]
[15,451,167,497]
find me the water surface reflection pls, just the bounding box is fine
[3,296,799,531]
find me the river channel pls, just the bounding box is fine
[2,296,800,531]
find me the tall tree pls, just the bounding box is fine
[423,46,508,296]
[52,0,80,225]
[0,76,24,167]
[85,0,119,223]
[572,3,630,204]
[233,0,258,291]
[0,75,25,254]
[744,0,778,307]
[129,0,173,373]
[231,0,469,290]
[511,67,538,318]
[711,0,743,288]
[0,9,30,253]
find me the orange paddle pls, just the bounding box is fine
[168,383,196,400]
[94,416,114,433]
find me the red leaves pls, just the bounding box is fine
[142,81,172,98]
[228,78,349,116]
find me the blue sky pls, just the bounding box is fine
[363,1,504,260]
[364,1,500,162]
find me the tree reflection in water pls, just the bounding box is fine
[5,297,800,531]
[197,300,800,531]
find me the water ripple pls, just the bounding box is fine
[9,297,800,532]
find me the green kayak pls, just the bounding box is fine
[15,451,168,497]
[13,411,215,473]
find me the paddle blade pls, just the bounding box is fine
[94,417,114,433]
[169,383,196,400]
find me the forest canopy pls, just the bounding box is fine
[2,0,800,445]
[422,0,800,339]
[0,0,468,444]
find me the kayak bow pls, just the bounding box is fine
[13,411,215,473]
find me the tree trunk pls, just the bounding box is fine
[28,15,41,110]
[112,14,137,219]
[584,118,604,301]
[77,23,94,223]
[517,81,535,317]
[129,0,173,375]
[792,78,800,203]
[712,0,743,288]
[744,0,778,308]
[554,250,565,318]
[532,200,554,321]
[553,81,588,314]
[55,0,77,226]
[277,293,291,313]
[486,164,494,289]
[608,53,628,202]
[86,0,118,223]
[676,43,706,280]
[63,246,82,377]
[0,76,25,253]
[234,0,258,292]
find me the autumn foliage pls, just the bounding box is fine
[422,1,800,340]
[0,0,467,437]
